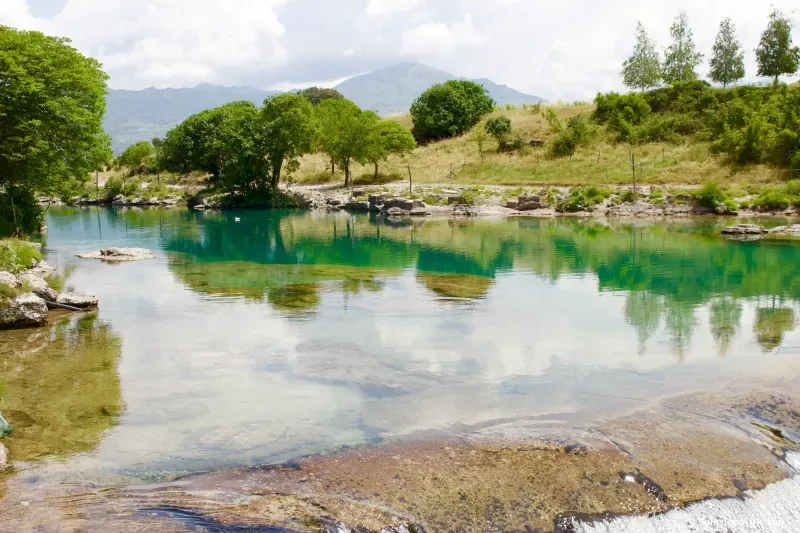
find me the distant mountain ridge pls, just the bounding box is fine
[105,62,544,153]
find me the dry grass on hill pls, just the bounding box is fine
[294,104,789,188]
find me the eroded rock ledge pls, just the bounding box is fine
[4,388,798,532]
[77,248,156,262]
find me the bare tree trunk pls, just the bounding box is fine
[344,158,350,187]
[374,162,378,181]
[331,157,335,177]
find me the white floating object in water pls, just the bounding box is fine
[235,217,241,222]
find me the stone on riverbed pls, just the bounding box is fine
[77,248,155,262]
[0,293,48,329]
[57,292,99,309]
[343,201,370,212]
[721,224,767,235]
[383,197,415,211]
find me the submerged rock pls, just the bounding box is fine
[0,293,48,329]
[57,292,99,309]
[77,248,155,262]
[721,224,767,235]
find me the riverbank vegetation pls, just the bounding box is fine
[3,8,800,231]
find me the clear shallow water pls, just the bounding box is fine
[4,208,800,478]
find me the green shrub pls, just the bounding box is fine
[411,80,495,143]
[619,189,637,203]
[0,240,43,274]
[593,92,651,126]
[556,187,608,212]
[752,189,790,211]
[693,182,727,209]
[103,177,140,200]
[551,116,594,158]
[486,116,513,148]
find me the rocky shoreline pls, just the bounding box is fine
[2,386,799,532]
[0,244,99,330]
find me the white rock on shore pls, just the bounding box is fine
[721,224,768,235]
[57,292,99,309]
[0,272,20,289]
[18,272,58,302]
[77,248,155,262]
[0,293,48,328]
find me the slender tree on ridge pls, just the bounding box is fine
[755,9,800,85]
[621,22,662,91]
[662,11,704,84]
[709,18,745,88]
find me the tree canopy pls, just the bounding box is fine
[362,119,417,179]
[0,26,110,233]
[662,12,704,84]
[410,80,494,143]
[709,18,745,88]
[622,22,662,91]
[316,98,380,187]
[755,9,800,85]
[116,140,154,172]
[298,87,344,106]
[261,93,316,188]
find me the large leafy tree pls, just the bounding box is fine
[410,80,494,143]
[116,140,154,173]
[0,26,109,232]
[709,18,745,88]
[162,101,269,191]
[756,9,800,85]
[662,12,704,84]
[261,93,316,188]
[298,87,344,106]
[621,22,662,91]
[316,99,379,187]
[362,120,416,179]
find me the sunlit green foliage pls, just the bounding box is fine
[116,140,154,173]
[621,22,662,91]
[0,240,42,274]
[755,9,800,84]
[410,80,495,143]
[0,26,110,233]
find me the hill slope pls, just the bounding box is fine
[335,62,545,114]
[104,63,544,152]
[105,84,278,153]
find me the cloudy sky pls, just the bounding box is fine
[1,0,798,100]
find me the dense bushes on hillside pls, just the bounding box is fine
[593,82,800,168]
[410,80,495,143]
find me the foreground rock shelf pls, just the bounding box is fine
[77,248,156,262]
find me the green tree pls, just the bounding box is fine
[662,12,704,84]
[261,93,316,188]
[410,80,494,143]
[0,26,109,233]
[316,99,379,187]
[621,22,662,91]
[709,18,745,88]
[151,137,163,186]
[116,141,154,174]
[298,87,344,106]
[362,120,417,180]
[472,125,489,163]
[485,116,513,148]
[755,9,800,85]
[162,101,269,191]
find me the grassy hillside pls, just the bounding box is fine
[295,103,793,187]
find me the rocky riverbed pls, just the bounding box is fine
[2,383,799,532]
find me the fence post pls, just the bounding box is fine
[407,164,412,196]
[631,153,637,201]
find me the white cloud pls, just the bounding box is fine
[400,13,484,57]
[366,0,421,17]
[2,0,290,89]
[2,0,800,99]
